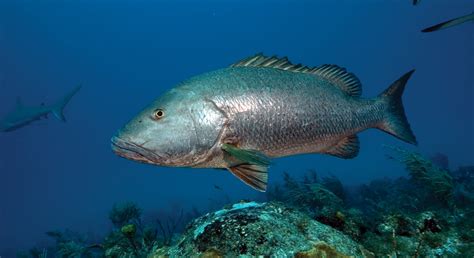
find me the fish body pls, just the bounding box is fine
[413,0,421,6]
[0,85,81,132]
[422,12,474,33]
[112,54,416,191]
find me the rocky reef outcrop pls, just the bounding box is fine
[19,149,474,257]
[152,201,367,257]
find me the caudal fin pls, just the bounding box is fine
[377,70,417,145]
[52,84,81,122]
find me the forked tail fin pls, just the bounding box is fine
[377,70,417,145]
[52,84,81,122]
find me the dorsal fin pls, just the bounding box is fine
[231,53,362,97]
[311,65,362,97]
[231,53,312,72]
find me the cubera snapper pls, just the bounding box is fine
[111,54,417,192]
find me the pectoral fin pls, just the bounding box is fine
[228,164,268,192]
[221,143,270,192]
[221,143,271,166]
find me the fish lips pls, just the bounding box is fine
[111,136,164,165]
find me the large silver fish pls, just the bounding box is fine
[111,54,416,191]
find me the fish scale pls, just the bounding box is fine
[206,67,369,156]
[112,54,416,192]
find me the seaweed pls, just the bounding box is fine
[156,208,184,246]
[265,171,370,241]
[104,203,178,256]
[267,171,345,216]
[18,248,48,258]
[352,177,425,218]
[387,146,454,204]
[109,202,142,228]
[19,202,201,257]
[321,175,345,201]
[43,229,99,258]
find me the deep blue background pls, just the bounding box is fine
[1,0,473,254]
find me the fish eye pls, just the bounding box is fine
[153,109,164,120]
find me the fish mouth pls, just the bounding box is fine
[111,136,164,165]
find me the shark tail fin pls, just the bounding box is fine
[52,84,81,122]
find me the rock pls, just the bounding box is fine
[157,201,366,257]
[294,241,351,258]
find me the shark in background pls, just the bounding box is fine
[0,85,81,132]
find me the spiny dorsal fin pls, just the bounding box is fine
[231,53,362,97]
[326,135,360,159]
[231,53,312,72]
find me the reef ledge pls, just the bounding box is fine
[151,201,368,257]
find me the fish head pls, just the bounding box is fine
[112,87,226,167]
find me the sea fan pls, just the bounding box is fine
[386,146,454,203]
[109,202,142,228]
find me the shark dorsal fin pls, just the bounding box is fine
[231,53,362,97]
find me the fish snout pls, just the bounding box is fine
[111,135,163,165]
[111,136,134,159]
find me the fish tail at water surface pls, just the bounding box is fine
[376,70,417,145]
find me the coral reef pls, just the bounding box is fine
[152,201,365,257]
[20,148,474,257]
[267,171,367,241]
[265,148,474,256]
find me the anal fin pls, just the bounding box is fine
[228,164,268,192]
[326,135,360,159]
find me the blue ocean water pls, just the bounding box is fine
[0,0,472,255]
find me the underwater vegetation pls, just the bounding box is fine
[388,146,454,204]
[21,148,474,257]
[19,202,196,258]
[266,148,474,256]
